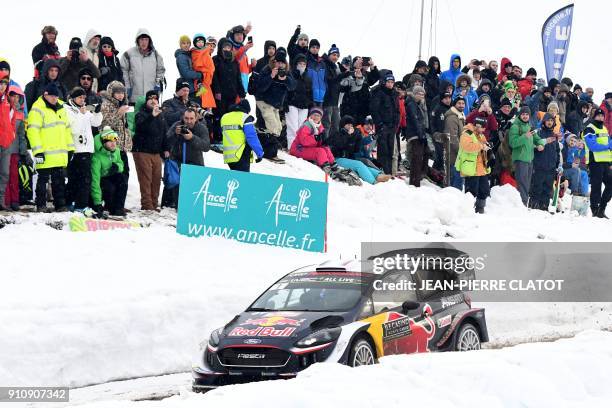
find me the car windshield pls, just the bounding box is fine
[249,272,368,312]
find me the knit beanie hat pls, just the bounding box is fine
[70,87,86,99]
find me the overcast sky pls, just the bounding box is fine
[1,0,609,101]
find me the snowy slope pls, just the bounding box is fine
[1,151,611,390]
[70,330,612,408]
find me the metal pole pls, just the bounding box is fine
[418,0,425,60]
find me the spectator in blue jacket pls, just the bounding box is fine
[452,74,478,116]
[439,54,462,87]
[306,39,327,106]
[174,35,201,99]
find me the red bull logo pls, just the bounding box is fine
[229,326,296,337]
[383,304,436,355]
[242,316,305,327]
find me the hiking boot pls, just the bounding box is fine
[596,205,609,219]
[36,205,53,213]
[475,199,486,214]
[55,206,68,212]
[110,208,127,217]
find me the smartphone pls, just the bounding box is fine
[247,36,253,43]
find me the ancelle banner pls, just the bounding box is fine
[176,165,328,252]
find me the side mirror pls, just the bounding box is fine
[402,300,420,314]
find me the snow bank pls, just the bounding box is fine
[1,152,611,388]
[73,330,612,408]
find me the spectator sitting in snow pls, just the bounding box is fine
[328,115,391,184]
[290,106,336,172]
[91,127,128,218]
[562,134,589,196]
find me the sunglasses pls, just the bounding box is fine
[81,76,92,81]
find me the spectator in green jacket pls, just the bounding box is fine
[508,106,545,205]
[91,127,128,218]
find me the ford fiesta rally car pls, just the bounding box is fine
[192,255,488,391]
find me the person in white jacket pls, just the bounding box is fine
[121,28,166,104]
[65,87,103,212]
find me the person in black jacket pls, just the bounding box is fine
[24,59,68,111]
[161,108,210,208]
[425,56,441,109]
[369,71,399,175]
[255,47,296,137]
[98,36,124,92]
[322,44,350,137]
[162,80,202,126]
[254,40,276,74]
[565,100,590,137]
[78,68,102,105]
[430,91,452,173]
[212,37,245,144]
[286,54,312,148]
[133,90,167,211]
[405,85,429,187]
[530,113,561,210]
[32,26,61,77]
[287,25,309,67]
[58,37,101,92]
[339,57,380,125]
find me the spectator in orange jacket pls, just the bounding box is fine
[191,34,216,109]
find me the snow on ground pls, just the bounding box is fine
[1,151,611,391]
[69,330,612,408]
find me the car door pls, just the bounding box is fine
[360,270,435,357]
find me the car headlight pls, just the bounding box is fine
[206,327,223,348]
[295,327,342,348]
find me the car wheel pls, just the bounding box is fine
[454,323,481,351]
[348,337,376,367]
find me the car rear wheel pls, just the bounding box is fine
[454,323,481,351]
[349,337,375,367]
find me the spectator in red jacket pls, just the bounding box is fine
[600,92,612,133]
[497,57,513,83]
[466,95,498,141]
[517,67,537,100]
[290,107,335,169]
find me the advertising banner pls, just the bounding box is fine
[176,165,328,252]
[542,4,574,82]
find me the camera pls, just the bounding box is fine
[177,125,189,135]
[277,68,287,77]
[362,57,371,66]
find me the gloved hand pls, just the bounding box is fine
[127,88,133,99]
[94,103,102,113]
[108,163,119,175]
[20,153,33,167]
[294,25,301,36]
[99,66,110,76]
[557,166,564,175]
[34,153,45,165]
[256,156,263,163]
[68,151,74,162]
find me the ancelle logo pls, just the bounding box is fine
[266,185,311,226]
[193,175,239,218]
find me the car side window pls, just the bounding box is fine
[358,297,375,319]
[371,271,417,314]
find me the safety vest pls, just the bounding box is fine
[26,97,74,169]
[583,124,611,163]
[455,130,490,177]
[221,111,249,164]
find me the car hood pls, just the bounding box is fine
[217,311,348,348]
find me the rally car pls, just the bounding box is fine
[192,252,488,391]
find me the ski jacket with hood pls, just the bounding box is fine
[439,54,462,87]
[121,29,166,103]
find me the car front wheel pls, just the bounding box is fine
[349,337,376,367]
[454,323,481,351]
